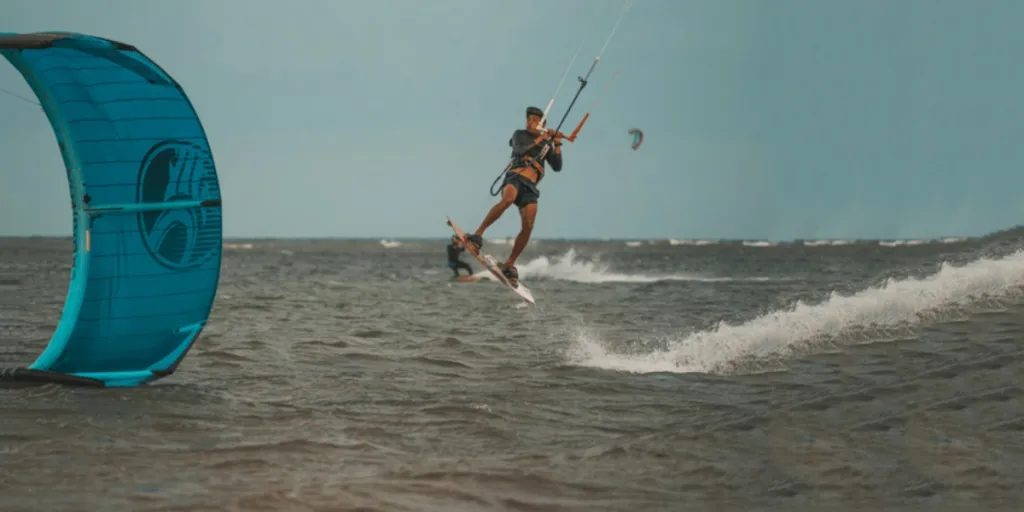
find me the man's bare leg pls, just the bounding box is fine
[473,184,517,238]
[504,203,537,269]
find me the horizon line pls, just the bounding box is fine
[0,233,991,243]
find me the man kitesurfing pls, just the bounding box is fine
[462,106,565,283]
[446,235,474,278]
[451,0,634,297]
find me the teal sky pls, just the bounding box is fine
[2,0,1023,240]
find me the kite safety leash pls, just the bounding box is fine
[489,0,635,196]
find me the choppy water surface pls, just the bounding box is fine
[2,233,1024,511]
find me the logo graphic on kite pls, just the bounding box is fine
[136,139,220,270]
[629,128,643,151]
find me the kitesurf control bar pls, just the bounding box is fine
[536,0,633,158]
[565,70,621,142]
[554,59,596,133]
[533,58,598,162]
[489,0,634,196]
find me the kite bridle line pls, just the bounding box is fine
[489,0,635,196]
[0,86,41,107]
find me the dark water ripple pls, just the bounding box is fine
[3,235,1024,510]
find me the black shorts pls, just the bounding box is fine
[503,173,540,209]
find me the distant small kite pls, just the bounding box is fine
[628,128,643,150]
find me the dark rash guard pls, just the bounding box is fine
[508,129,562,183]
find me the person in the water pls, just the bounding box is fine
[462,106,564,284]
[446,235,474,278]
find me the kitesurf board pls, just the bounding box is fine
[454,275,483,283]
[446,217,535,304]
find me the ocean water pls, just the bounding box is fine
[2,232,1024,511]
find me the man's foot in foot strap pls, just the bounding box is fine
[501,264,519,283]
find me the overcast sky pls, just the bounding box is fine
[2,0,1023,240]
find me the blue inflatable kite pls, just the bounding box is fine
[0,32,223,388]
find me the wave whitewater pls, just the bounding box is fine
[568,249,1024,374]
[471,249,757,284]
